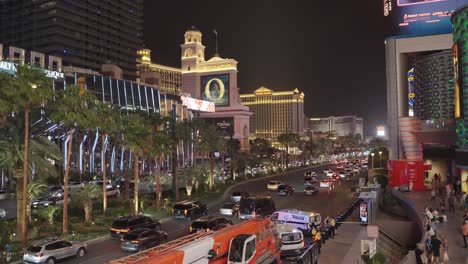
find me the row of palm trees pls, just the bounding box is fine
[0,66,227,247]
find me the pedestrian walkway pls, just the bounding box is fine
[318,222,366,264]
[399,190,468,264]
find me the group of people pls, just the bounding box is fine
[416,207,450,263]
[310,216,336,254]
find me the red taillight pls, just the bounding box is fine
[35,253,44,258]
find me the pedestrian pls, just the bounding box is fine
[424,206,434,221]
[425,235,433,262]
[462,220,468,248]
[440,235,449,263]
[330,217,336,238]
[431,235,441,264]
[463,192,468,210]
[456,178,461,195]
[431,189,436,202]
[426,221,435,237]
[415,243,425,264]
[440,197,446,214]
[448,195,455,213]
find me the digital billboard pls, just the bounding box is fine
[408,68,415,116]
[384,0,468,38]
[201,74,230,106]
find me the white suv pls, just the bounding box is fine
[267,180,284,191]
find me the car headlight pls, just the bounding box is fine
[44,203,49,206]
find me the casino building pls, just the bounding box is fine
[180,27,252,152]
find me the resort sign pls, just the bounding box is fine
[0,60,64,79]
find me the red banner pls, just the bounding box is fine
[387,160,428,191]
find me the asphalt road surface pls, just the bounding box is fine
[39,163,361,263]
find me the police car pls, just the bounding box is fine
[271,209,321,234]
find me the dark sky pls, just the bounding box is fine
[143,0,387,137]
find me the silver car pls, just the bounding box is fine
[23,237,86,264]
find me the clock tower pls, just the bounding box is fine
[181,26,205,72]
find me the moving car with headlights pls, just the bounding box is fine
[172,200,208,220]
[219,202,240,216]
[304,185,318,195]
[23,237,86,264]
[304,171,316,177]
[277,184,295,196]
[190,215,233,233]
[120,228,168,252]
[271,209,322,234]
[230,191,249,203]
[319,179,333,189]
[239,196,276,219]
[267,180,284,191]
[110,215,161,239]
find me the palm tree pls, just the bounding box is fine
[37,205,60,225]
[198,125,226,190]
[26,181,48,221]
[71,184,100,223]
[49,85,97,236]
[0,65,52,246]
[172,120,192,200]
[93,102,121,215]
[277,132,300,168]
[121,111,152,214]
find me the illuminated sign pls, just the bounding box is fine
[359,203,368,223]
[0,60,64,79]
[453,44,462,118]
[201,63,234,71]
[180,96,215,112]
[384,0,468,38]
[408,68,415,117]
[377,126,386,137]
[201,74,230,106]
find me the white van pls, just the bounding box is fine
[275,223,304,257]
[271,209,321,233]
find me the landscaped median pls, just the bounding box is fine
[0,163,326,263]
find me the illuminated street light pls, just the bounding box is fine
[371,153,375,169]
[378,151,383,168]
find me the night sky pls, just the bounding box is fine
[143,0,386,137]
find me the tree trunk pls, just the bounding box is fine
[62,128,74,236]
[286,144,289,169]
[172,145,179,201]
[101,134,107,215]
[21,106,30,247]
[155,157,161,210]
[84,204,92,223]
[133,155,139,215]
[16,173,24,241]
[209,153,214,190]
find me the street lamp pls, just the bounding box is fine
[378,151,383,168]
[371,153,375,169]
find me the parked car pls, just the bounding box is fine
[219,202,240,216]
[110,215,161,239]
[189,216,233,233]
[304,185,319,195]
[23,237,86,264]
[277,184,295,196]
[120,228,168,252]
[230,191,249,203]
[267,180,284,191]
[172,201,208,220]
[68,181,84,190]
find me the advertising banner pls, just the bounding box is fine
[388,160,427,190]
[201,74,230,106]
[383,0,468,38]
[360,203,368,223]
[408,68,415,116]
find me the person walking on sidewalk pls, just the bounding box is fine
[425,235,433,262]
[431,189,436,202]
[462,220,468,248]
[431,235,441,264]
[330,217,336,239]
[440,235,449,263]
[448,194,455,213]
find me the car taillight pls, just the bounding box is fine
[35,253,44,258]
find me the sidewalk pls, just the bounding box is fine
[399,190,468,264]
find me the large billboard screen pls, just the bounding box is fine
[384,0,468,38]
[201,74,230,106]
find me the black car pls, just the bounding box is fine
[172,201,208,220]
[120,228,168,252]
[190,216,233,233]
[277,184,295,196]
[110,215,161,239]
[304,185,319,195]
[230,191,249,203]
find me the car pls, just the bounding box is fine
[304,171,316,177]
[239,196,276,219]
[336,165,344,169]
[319,179,333,189]
[219,202,240,216]
[31,195,71,209]
[331,174,341,183]
[172,201,208,220]
[68,181,84,190]
[0,208,5,218]
[325,170,334,177]
[230,191,249,203]
[267,180,284,191]
[93,182,120,196]
[277,184,295,196]
[189,215,233,233]
[48,186,64,198]
[323,169,331,174]
[120,228,168,252]
[110,215,161,239]
[338,171,346,178]
[304,185,318,195]
[23,237,87,264]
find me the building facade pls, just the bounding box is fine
[240,87,305,141]
[136,48,182,95]
[180,27,252,151]
[0,0,144,80]
[307,116,364,138]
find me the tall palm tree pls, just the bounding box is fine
[121,111,151,214]
[50,85,97,236]
[0,65,52,246]
[71,183,100,223]
[172,120,192,200]
[277,132,300,168]
[93,102,121,215]
[198,125,226,190]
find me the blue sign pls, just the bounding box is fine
[384,0,468,38]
